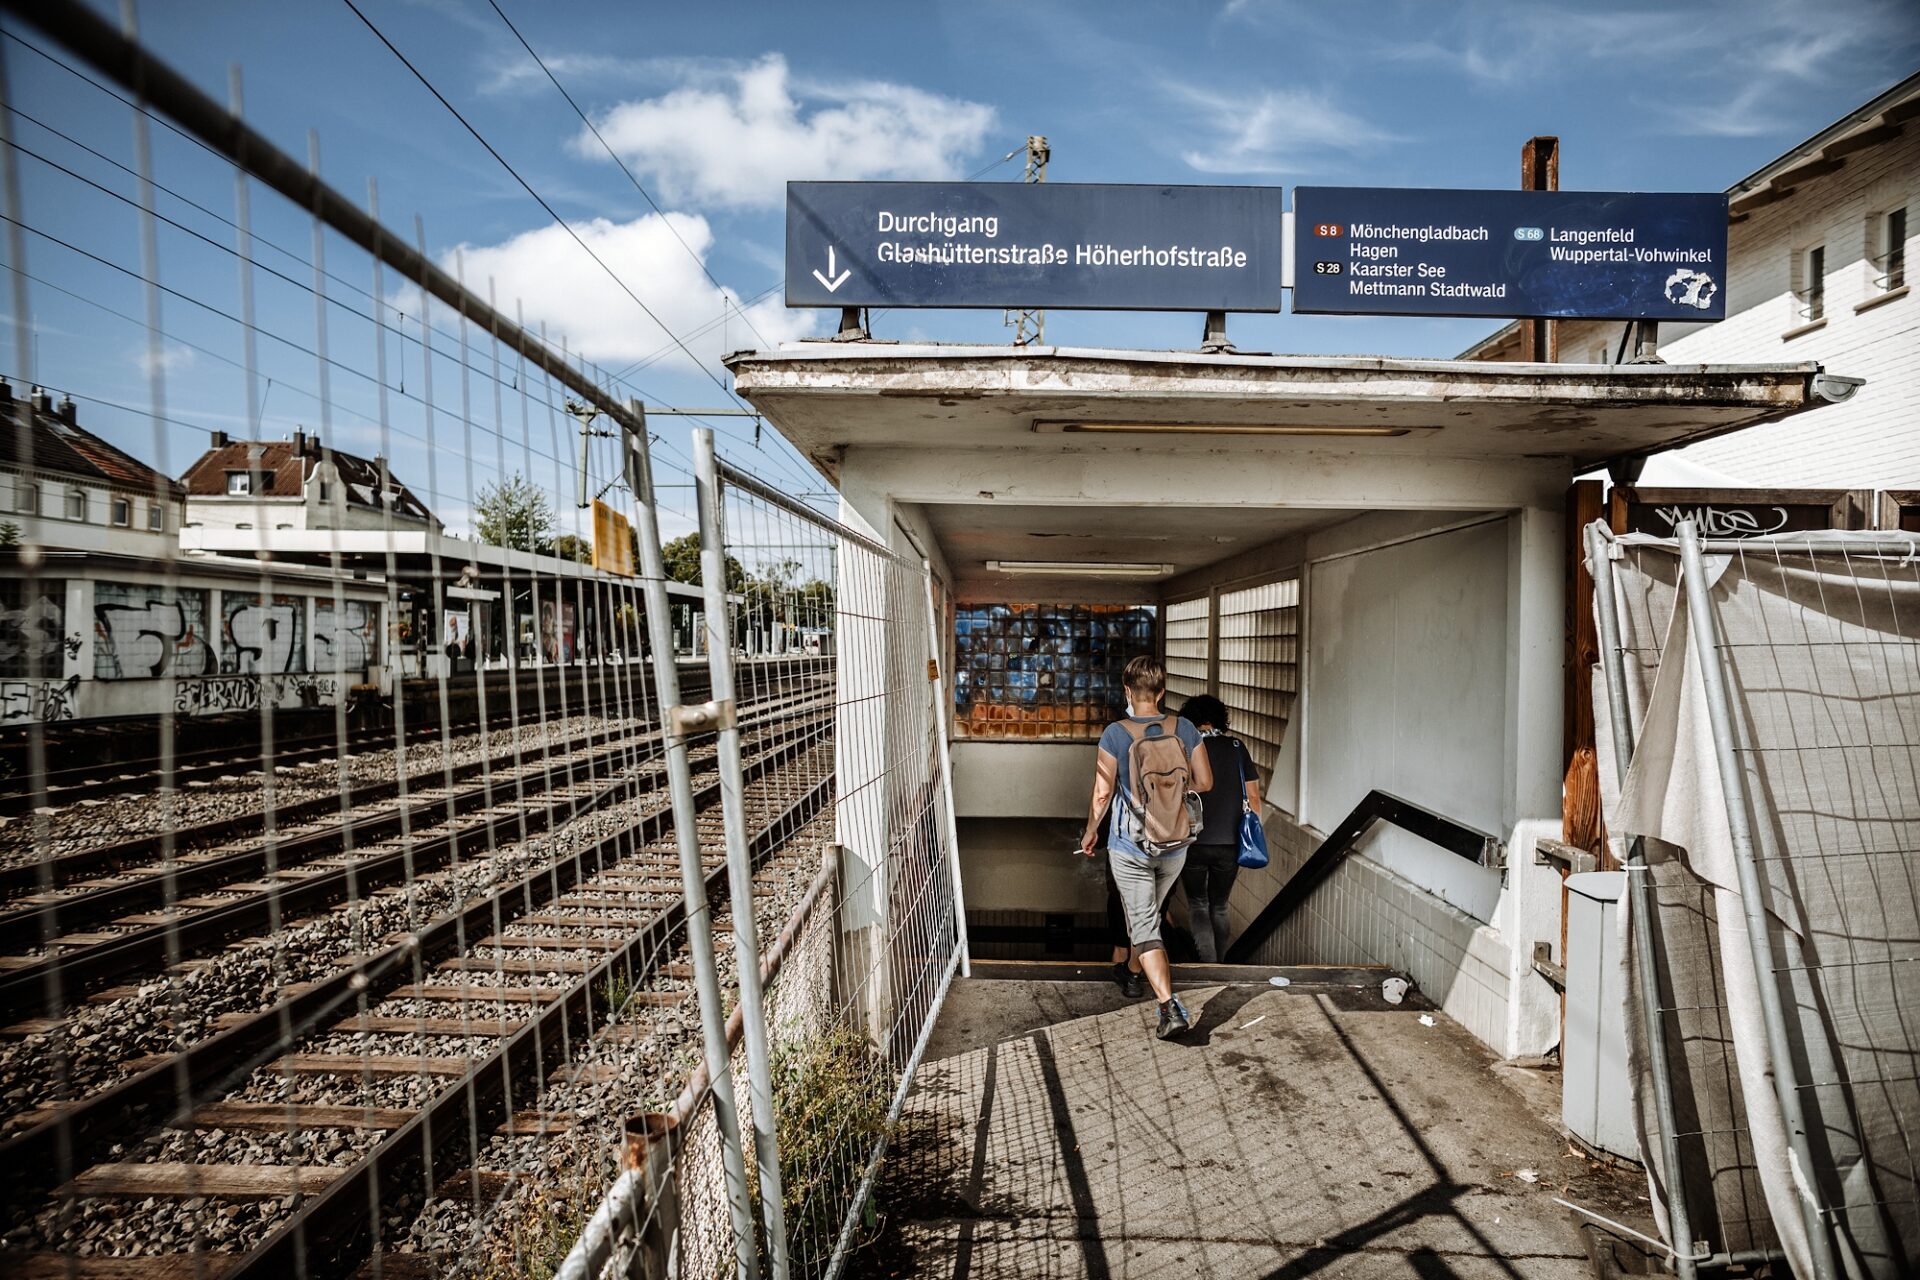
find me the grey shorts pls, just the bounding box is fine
[1107,847,1187,953]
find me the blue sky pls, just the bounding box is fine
[4,0,1916,537]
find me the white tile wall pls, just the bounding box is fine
[1234,808,1513,1053]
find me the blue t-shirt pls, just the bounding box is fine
[1099,713,1205,860]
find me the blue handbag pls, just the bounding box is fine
[1233,740,1269,869]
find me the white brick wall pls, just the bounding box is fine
[1553,127,1919,488]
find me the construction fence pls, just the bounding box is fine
[1589,521,1920,1280]
[559,430,965,1280]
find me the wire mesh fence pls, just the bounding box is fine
[0,8,854,1279]
[1591,522,1920,1279]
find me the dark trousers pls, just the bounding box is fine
[1181,843,1241,963]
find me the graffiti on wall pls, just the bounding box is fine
[953,603,1157,740]
[174,673,337,716]
[1,580,68,678]
[314,600,378,672]
[0,675,80,724]
[221,594,305,674]
[94,584,215,680]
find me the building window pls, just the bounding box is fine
[110,498,131,526]
[227,471,251,495]
[147,505,165,531]
[1794,244,1826,323]
[14,481,39,514]
[318,481,331,501]
[1873,207,1907,292]
[65,489,86,520]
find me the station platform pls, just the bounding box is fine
[861,963,1638,1279]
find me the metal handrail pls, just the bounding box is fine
[1222,790,1503,964]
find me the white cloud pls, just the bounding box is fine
[132,341,195,377]
[576,54,996,209]
[1169,84,1398,175]
[441,211,812,371]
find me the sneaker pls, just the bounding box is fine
[1111,962,1147,999]
[1156,997,1190,1040]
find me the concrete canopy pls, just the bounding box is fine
[724,343,1837,481]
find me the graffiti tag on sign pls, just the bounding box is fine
[173,674,337,716]
[0,583,66,677]
[315,600,378,672]
[1,675,80,724]
[1651,504,1792,537]
[223,595,304,674]
[94,584,215,679]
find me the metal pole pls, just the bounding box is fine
[1583,520,1700,1280]
[694,428,792,1280]
[920,562,970,977]
[1674,518,1840,1280]
[626,410,761,1280]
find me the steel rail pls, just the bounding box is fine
[0,660,725,813]
[0,717,651,900]
[0,0,647,441]
[230,768,834,1279]
[0,714,829,1021]
[0,722,830,1204]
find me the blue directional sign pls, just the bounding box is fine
[786,181,1285,312]
[1291,187,1729,321]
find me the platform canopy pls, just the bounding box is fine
[725,343,1851,598]
[727,344,1842,478]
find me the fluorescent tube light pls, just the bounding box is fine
[986,560,1174,577]
[1031,420,1432,437]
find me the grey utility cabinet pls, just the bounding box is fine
[1562,870,1637,1160]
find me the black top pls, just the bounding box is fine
[1196,735,1256,844]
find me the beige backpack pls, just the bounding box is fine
[1116,717,1202,856]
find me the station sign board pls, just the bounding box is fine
[1291,187,1728,320]
[785,181,1285,312]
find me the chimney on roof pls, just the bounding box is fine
[292,429,308,456]
[30,386,53,415]
[210,429,229,448]
[55,395,76,425]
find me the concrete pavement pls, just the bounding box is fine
[857,968,1626,1279]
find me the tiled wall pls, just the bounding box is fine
[1229,809,1512,1053]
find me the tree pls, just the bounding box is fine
[546,533,592,563]
[661,532,745,591]
[474,472,555,553]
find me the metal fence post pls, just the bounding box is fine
[921,560,970,977]
[1584,520,1700,1280]
[694,427,792,1280]
[1674,518,1841,1280]
[627,414,762,1280]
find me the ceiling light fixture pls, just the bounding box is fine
[985,560,1175,577]
[1030,420,1434,437]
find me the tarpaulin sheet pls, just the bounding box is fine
[1595,530,1920,1280]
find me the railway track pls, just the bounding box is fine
[0,722,835,1278]
[0,684,832,1025]
[0,666,704,816]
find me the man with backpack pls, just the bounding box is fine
[1079,655,1213,1039]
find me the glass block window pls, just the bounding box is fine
[1217,577,1299,774]
[954,602,1156,740]
[1163,595,1210,710]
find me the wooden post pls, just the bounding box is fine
[1519,137,1560,364]
[1564,479,1606,862]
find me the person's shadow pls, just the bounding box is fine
[1181,983,1264,1045]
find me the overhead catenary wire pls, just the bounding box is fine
[337,0,752,416]
[482,0,775,354]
